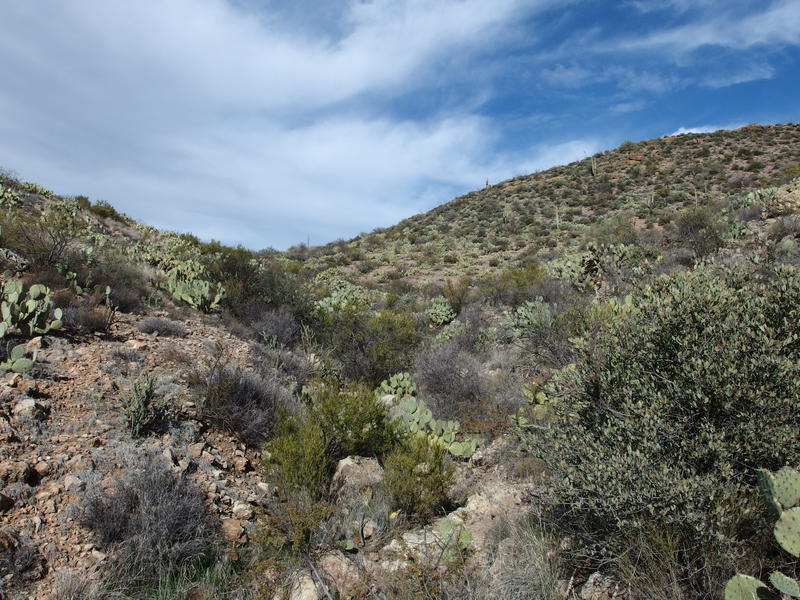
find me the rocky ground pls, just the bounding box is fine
[1,310,614,600]
[0,313,270,598]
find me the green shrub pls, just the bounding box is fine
[384,435,454,521]
[89,199,127,222]
[365,310,420,383]
[675,205,724,257]
[266,380,397,502]
[478,262,546,305]
[311,379,397,460]
[322,307,420,384]
[528,267,800,585]
[266,410,329,502]
[588,214,639,246]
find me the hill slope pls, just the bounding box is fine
[298,123,800,283]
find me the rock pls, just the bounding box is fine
[378,394,396,409]
[232,502,254,520]
[91,549,108,562]
[233,456,251,472]
[221,518,244,543]
[64,474,85,493]
[65,454,94,472]
[12,397,45,420]
[288,572,321,600]
[0,461,34,486]
[33,461,51,477]
[330,456,384,499]
[162,446,177,466]
[189,442,205,459]
[319,551,361,599]
[0,491,15,512]
[24,336,43,353]
[579,572,617,600]
[362,519,376,540]
[256,481,276,497]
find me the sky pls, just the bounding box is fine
[1,1,799,250]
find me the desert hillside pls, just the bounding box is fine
[2,123,800,600]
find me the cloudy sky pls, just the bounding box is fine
[1,1,799,249]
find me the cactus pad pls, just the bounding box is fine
[771,467,800,511]
[724,574,775,600]
[774,507,800,557]
[769,571,800,598]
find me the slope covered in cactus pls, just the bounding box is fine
[726,467,800,600]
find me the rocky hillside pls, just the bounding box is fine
[298,123,800,283]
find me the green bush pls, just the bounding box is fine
[311,379,397,460]
[321,307,420,384]
[266,380,397,502]
[122,372,159,438]
[266,410,329,502]
[675,205,724,257]
[478,262,546,305]
[89,199,128,222]
[528,267,800,581]
[384,435,454,521]
[365,309,420,383]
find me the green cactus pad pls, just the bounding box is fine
[724,574,775,600]
[399,396,418,414]
[10,358,34,373]
[769,571,800,597]
[9,344,26,361]
[774,507,800,557]
[759,470,783,517]
[772,467,800,511]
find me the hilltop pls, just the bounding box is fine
[1,123,800,600]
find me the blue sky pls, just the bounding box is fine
[1,1,798,250]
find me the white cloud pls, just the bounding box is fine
[668,122,745,136]
[0,0,562,249]
[614,0,800,53]
[703,64,775,88]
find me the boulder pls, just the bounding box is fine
[12,397,46,420]
[319,551,361,599]
[330,456,384,500]
[288,572,321,600]
[221,518,245,543]
[0,460,34,486]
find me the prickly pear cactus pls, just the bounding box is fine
[767,467,800,514]
[379,372,416,398]
[1,281,62,339]
[726,466,800,599]
[774,507,800,557]
[769,571,800,597]
[392,392,478,459]
[0,344,37,374]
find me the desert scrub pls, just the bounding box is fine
[195,343,291,446]
[528,266,800,592]
[137,317,187,338]
[383,435,454,521]
[79,453,216,585]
